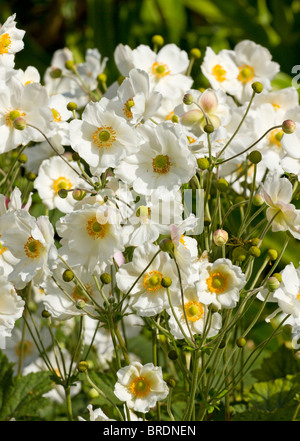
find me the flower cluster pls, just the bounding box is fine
[0,13,299,421]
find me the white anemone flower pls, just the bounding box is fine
[115,121,197,199]
[0,76,53,153]
[272,263,300,320]
[78,404,116,421]
[0,269,25,348]
[196,258,246,309]
[114,361,169,413]
[116,242,180,317]
[262,174,300,239]
[167,285,222,340]
[69,98,138,175]
[33,156,90,213]
[0,14,25,68]
[56,201,125,271]
[1,210,57,289]
[15,65,41,86]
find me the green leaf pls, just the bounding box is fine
[251,345,300,382]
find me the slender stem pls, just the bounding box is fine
[65,386,73,421]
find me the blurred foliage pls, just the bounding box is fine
[1,0,300,86]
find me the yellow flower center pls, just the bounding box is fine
[53,176,72,194]
[86,216,109,240]
[152,62,171,79]
[123,98,135,119]
[212,64,227,82]
[268,128,283,148]
[92,125,117,149]
[272,103,280,111]
[24,236,44,259]
[0,33,11,55]
[238,64,255,84]
[152,154,171,174]
[5,109,26,127]
[206,271,228,294]
[184,300,204,322]
[0,234,7,256]
[51,108,62,122]
[129,376,151,398]
[143,270,163,291]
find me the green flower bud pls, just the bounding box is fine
[204,123,214,134]
[77,361,89,373]
[248,246,261,257]
[166,378,176,388]
[100,273,111,285]
[159,238,174,253]
[248,150,262,164]
[62,269,74,282]
[161,277,172,288]
[41,309,51,318]
[58,188,68,199]
[72,152,81,161]
[171,114,179,123]
[267,276,280,292]
[272,272,282,283]
[190,48,201,59]
[50,68,62,78]
[183,93,194,105]
[13,117,27,131]
[232,246,247,262]
[282,119,296,134]
[97,73,107,83]
[197,157,210,170]
[67,101,77,111]
[216,178,229,192]
[25,171,36,182]
[267,249,278,261]
[252,82,263,94]
[88,388,99,399]
[168,350,178,360]
[76,299,86,309]
[17,153,27,164]
[72,189,86,201]
[236,337,247,348]
[152,35,164,47]
[252,193,264,207]
[65,60,74,70]
[235,196,246,205]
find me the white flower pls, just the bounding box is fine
[114,361,169,413]
[23,135,65,175]
[272,263,300,320]
[196,257,246,309]
[78,404,116,421]
[33,156,89,213]
[1,210,57,289]
[116,242,180,317]
[15,65,41,86]
[56,201,125,271]
[0,269,25,348]
[69,99,138,175]
[167,285,222,340]
[114,43,192,99]
[262,174,300,239]
[0,76,53,153]
[0,14,25,68]
[115,121,197,199]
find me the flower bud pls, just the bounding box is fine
[183,93,194,105]
[161,277,172,288]
[62,269,74,282]
[248,150,262,164]
[272,272,282,283]
[58,188,68,199]
[50,68,62,79]
[252,82,263,94]
[97,73,107,84]
[282,119,296,134]
[267,276,280,292]
[197,157,210,170]
[216,178,229,192]
[13,117,26,131]
[100,273,111,285]
[267,249,278,261]
[72,152,81,161]
[203,123,214,134]
[77,361,89,373]
[25,171,36,182]
[76,299,86,309]
[152,35,164,47]
[236,337,247,348]
[18,153,27,164]
[67,101,77,111]
[213,229,228,246]
[159,238,174,253]
[252,193,264,207]
[65,60,74,70]
[232,246,247,262]
[190,48,201,59]
[72,189,86,201]
[166,378,176,388]
[41,309,51,318]
[248,246,261,257]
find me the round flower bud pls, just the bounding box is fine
[152,34,164,47]
[62,269,74,282]
[248,150,262,164]
[50,68,62,79]
[183,93,194,105]
[41,309,51,318]
[77,361,89,373]
[267,276,280,292]
[159,238,174,253]
[166,378,176,388]
[235,196,246,205]
[58,188,68,199]
[97,73,107,84]
[267,249,278,261]
[72,189,86,201]
[88,388,99,399]
[251,82,263,94]
[252,193,264,207]
[272,272,282,283]
[100,273,111,285]
[168,350,178,360]
[216,178,229,192]
[232,246,247,262]
[197,157,210,170]
[190,48,201,59]
[17,153,27,164]
[72,152,81,161]
[13,117,27,131]
[236,337,247,348]
[248,246,261,257]
[76,299,86,310]
[203,123,214,134]
[282,119,296,134]
[65,60,74,70]
[213,229,228,246]
[25,171,36,182]
[161,277,172,288]
[67,101,77,111]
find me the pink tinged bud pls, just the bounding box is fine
[113,251,125,267]
[213,229,228,246]
[282,119,296,134]
[180,109,203,125]
[199,89,218,113]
